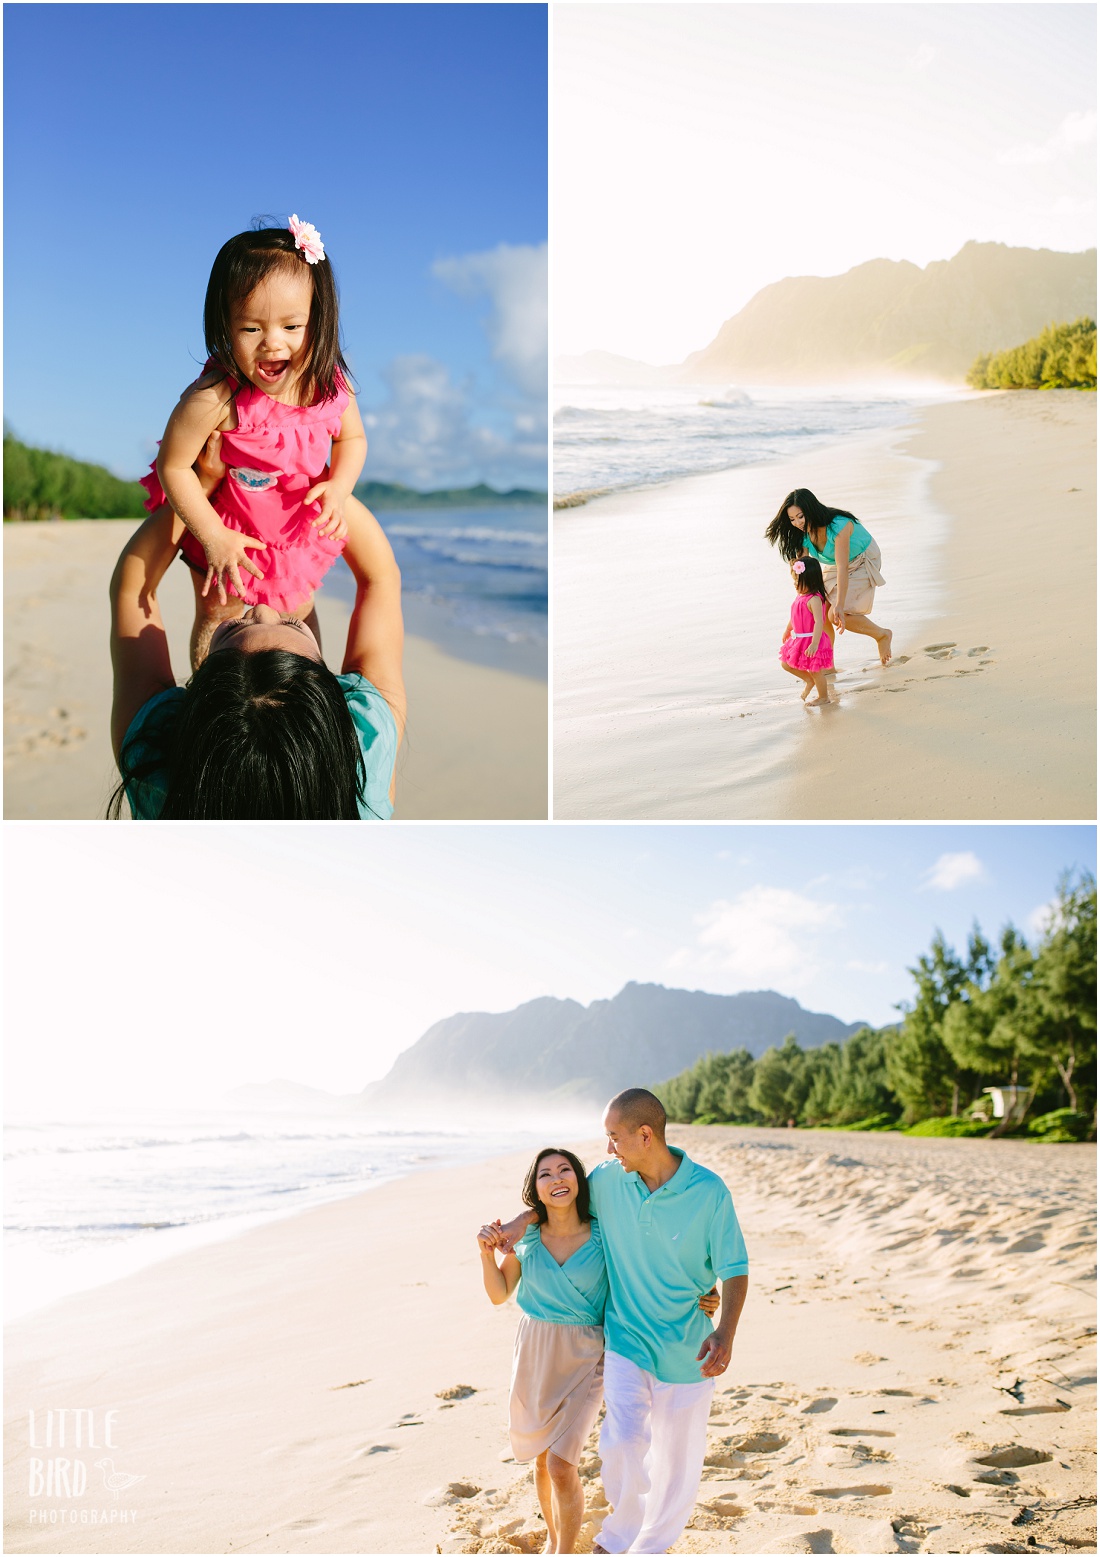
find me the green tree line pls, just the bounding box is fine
[4,427,148,521]
[966,318,1096,390]
[654,874,1096,1143]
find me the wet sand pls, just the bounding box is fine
[554,392,1094,820]
[5,1127,1094,1555]
[3,519,547,820]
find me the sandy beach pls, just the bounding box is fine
[554,392,1095,820]
[3,520,547,820]
[5,1126,1094,1555]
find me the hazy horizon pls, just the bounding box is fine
[5,825,1093,1117]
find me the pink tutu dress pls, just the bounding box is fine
[141,362,349,611]
[779,592,834,672]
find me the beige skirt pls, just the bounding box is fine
[509,1314,605,1465]
[821,539,885,617]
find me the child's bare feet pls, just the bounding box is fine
[799,681,813,701]
[878,630,893,666]
[806,693,831,707]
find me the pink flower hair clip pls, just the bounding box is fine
[793,560,806,574]
[288,214,325,265]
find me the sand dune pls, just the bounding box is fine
[4,1129,1094,1555]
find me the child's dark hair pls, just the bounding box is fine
[794,556,829,602]
[204,223,351,407]
[109,649,371,819]
[521,1148,591,1225]
[764,487,860,562]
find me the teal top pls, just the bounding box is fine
[121,672,398,820]
[802,516,873,566]
[515,1220,608,1327]
[587,1148,749,1385]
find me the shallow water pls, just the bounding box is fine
[554,421,950,819]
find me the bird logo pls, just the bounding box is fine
[94,1459,145,1501]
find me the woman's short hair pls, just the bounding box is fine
[521,1147,592,1225]
[111,649,368,819]
[204,224,351,408]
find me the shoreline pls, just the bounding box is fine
[554,391,1095,820]
[3,520,547,820]
[5,1126,1093,1555]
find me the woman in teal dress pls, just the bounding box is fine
[478,1148,718,1554]
[765,487,893,665]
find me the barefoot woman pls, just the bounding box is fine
[478,1148,718,1554]
[766,487,893,665]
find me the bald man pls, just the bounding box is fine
[495,1088,749,1554]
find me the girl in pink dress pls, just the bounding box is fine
[141,216,368,664]
[779,556,834,706]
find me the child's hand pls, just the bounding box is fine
[303,479,349,541]
[200,523,266,606]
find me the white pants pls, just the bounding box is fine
[597,1351,714,1554]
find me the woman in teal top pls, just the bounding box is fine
[108,435,405,818]
[765,486,893,666]
[478,1148,717,1554]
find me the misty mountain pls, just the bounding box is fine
[363,982,866,1108]
[556,242,1096,388]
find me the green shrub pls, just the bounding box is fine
[967,318,1096,390]
[1027,1108,1092,1142]
[904,1116,995,1138]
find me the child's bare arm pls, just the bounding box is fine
[808,596,824,656]
[157,380,266,604]
[340,497,406,750]
[304,396,369,540]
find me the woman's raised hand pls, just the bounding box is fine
[477,1219,506,1252]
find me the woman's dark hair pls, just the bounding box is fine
[764,488,860,563]
[793,555,829,603]
[203,223,351,407]
[521,1148,591,1225]
[110,650,370,819]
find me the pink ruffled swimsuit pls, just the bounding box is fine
[141,362,348,612]
[779,592,834,673]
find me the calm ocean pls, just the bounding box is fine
[4,1112,543,1320]
[320,502,547,679]
[554,383,957,505]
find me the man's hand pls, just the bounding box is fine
[200,523,267,605]
[496,1209,537,1253]
[698,1287,720,1317]
[303,478,350,541]
[697,1330,733,1378]
[477,1220,506,1251]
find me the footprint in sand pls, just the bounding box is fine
[437,1385,478,1401]
[974,1446,1054,1469]
[827,1428,896,1439]
[771,1531,837,1554]
[923,642,957,654]
[801,1397,838,1414]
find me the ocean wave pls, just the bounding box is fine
[387,525,545,546]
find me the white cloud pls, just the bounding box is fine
[1026,897,1059,941]
[846,959,890,975]
[999,109,1096,167]
[434,243,548,399]
[359,242,548,490]
[922,852,985,892]
[360,354,545,490]
[673,885,839,990]
[906,44,936,73]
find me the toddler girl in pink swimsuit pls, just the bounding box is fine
[142,215,366,658]
[779,556,834,706]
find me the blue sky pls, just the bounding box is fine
[4,3,547,489]
[6,824,1093,1112]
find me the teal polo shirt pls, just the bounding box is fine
[587,1148,749,1385]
